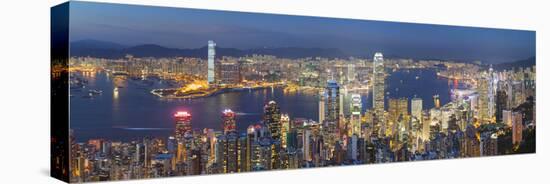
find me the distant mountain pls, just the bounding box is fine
[69,39,347,59]
[71,39,127,50]
[493,56,536,71]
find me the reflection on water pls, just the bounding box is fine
[70,69,455,142]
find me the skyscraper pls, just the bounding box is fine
[372,52,385,135]
[495,90,508,123]
[207,40,216,85]
[478,74,489,123]
[324,80,340,144]
[222,109,236,134]
[174,111,192,140]
[280,114,290,149]
[318,91,325,124]
[350,94,362,136]
[388,97,408,136]
[512,111,523,145]
[226,132,239,173]
[264,101,282,141]
[219,59,241,85]
[411,98,423,121]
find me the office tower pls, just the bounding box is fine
[411,98,423,121]
[251,137,272,171]
[238,135,248,172]
[174,111,192,140]
[503,110,513,127]
[350,94,362,136]
[433,95,441,109]
[207,40,216,85]
[495,90,508,123]
[222,109,236,134]
[324,80,340,146]
[318,90,325,124]
[281,114,290,149]
[325,80,340,123]
[226,132,239,173]
[388,98,408,136]
[478,74,489,123]
[488,67,496,120]
[246,125,257,171]
[219,59,241,85]
[264,101,281,169]
[215,135,228,173]
[264,101,282,141]
[347,63,355,82]
[372,52,385,136]
[512,111,523,145]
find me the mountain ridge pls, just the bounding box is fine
[69,39,348,59]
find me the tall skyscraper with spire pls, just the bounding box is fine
[372,52,385,136]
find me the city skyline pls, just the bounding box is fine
[51,1,536,183]
[68,1,535,63]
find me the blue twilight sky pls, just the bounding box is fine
[68,1,535,63]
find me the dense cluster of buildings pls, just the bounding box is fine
[68,42,536,182]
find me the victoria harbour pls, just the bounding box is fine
[70,69,453,142]
[56,1,536,183]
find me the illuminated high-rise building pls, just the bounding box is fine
[324,80,340,145]
[263,101,281,170]
[477,74,489,123]
[226,132,239,173]
[222,109,236,134]
[372,52,385,134]
[219,59,241,85]
[495,90,508,123]
[280,114,290,149]
[350,94,362,136]
[488,66,497,122]
[318,91,325,124]
[174,111,192,140]
[264,101,282,141]
[325,80,340,123]
[411,98,423,120]
[207,40,216,85]
[512,111,523,145]
[388,97,408,136]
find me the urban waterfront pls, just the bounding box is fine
[56,2,536,183]
[70,69,454,142]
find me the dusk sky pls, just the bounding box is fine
[69,1,535,63]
